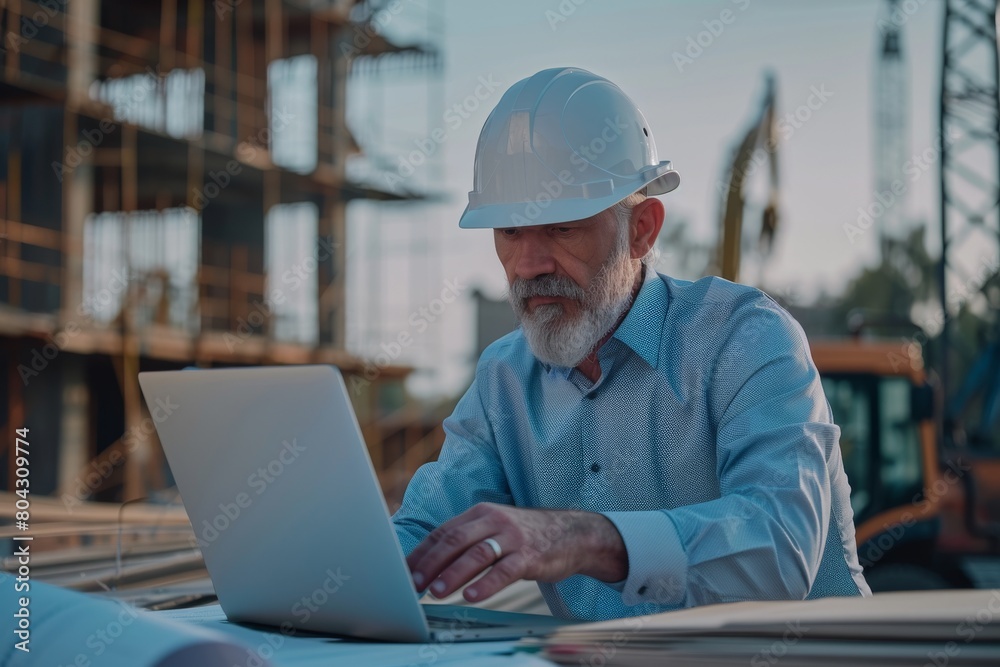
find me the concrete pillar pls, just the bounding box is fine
[57,357,90,502]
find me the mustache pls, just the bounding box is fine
[507,274,586,303]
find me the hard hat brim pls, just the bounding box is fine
[459,166,679,230]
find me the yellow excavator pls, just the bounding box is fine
[717,74,1000,591]
[712,72,780,283]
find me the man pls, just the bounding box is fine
[392,67,870,621]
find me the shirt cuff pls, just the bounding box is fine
[601,510,688,607]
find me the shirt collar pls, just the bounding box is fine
[609,266,666,370]
[539,267,667,378]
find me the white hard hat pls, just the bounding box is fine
[459,67,680,230]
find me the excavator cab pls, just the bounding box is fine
[811,340,953,590]
[822,372,927,527]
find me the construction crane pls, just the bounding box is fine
[938,0,1000,454]
[875,0,910,262]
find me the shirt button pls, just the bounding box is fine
[590,462,600,473]
[638,585,648,595]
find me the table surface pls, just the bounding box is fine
[154,604,559,667]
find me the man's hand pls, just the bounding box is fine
[406,502,628,603]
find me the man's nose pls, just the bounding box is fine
[514,240,557,281]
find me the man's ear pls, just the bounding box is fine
[630,197,665,260]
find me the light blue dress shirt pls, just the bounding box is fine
[392,269,871,620]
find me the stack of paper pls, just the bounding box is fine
[530,589,1000,666]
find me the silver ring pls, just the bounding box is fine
[482,537,503,561]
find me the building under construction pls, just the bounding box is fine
[0,0,445,512]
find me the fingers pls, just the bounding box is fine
[406,504,589,604]
[407,514,498,592]
[424,538,502,599]
[405,503,490,574]
[464,551,528,602]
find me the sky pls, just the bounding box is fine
[342,0,949,398]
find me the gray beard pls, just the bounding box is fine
[507,234,639,368]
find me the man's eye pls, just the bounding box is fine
[554,227,573,234]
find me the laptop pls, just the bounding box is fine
[137,364,573,642]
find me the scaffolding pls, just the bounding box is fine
[0,0,445,511]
